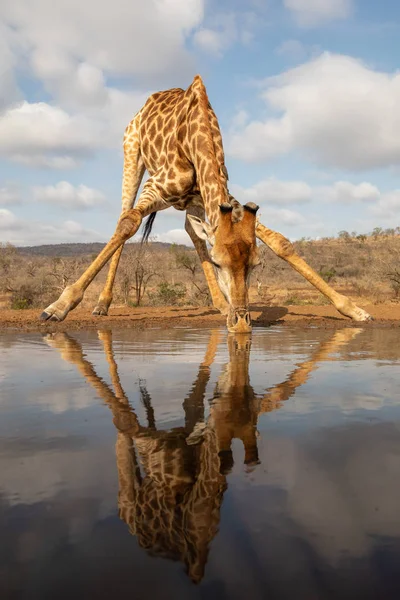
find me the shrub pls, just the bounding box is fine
[10,285,35,309]
[150,282,186,306]
[318,267,337,283]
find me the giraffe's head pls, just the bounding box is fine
[188,201,260,333]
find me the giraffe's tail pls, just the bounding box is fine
[141,211,157,244]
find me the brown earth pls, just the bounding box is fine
[1,303,400,333]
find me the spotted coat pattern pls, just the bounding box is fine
[122,75,229,224]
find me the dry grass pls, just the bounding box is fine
[255,234,400,307]
[1,232,400,310]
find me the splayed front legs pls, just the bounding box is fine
[256,223,372,322]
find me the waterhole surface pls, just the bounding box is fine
[1,326,400,599]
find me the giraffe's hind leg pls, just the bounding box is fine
[93,116,145,317]
[256,222,372,322]
[92,246,124,316]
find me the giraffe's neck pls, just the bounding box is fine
[217,338,252,393]
[196,159,228,228]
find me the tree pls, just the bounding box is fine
[374,240,400,298]
[338,230,350,241]
[0,243,17,278]
[118,243,158,306]
[371,227,383,238]
[171,245,211,305]
[356,234,367,243]
[49,257,83,292]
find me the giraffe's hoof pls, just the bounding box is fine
[92,305,109,316]
[40,311,61,322]
[244,460,261,473]
[354,308,373,322]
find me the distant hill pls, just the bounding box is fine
[16,241,189,257]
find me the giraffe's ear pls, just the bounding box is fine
[187,215,216,245]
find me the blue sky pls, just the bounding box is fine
[1,0,400,246]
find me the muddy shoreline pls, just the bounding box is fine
[1,303,400,333]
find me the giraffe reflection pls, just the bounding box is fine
[45,327,362,583]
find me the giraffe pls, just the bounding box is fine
[45,329,226,583]
[45,325,362,582]
[40,75,372,333]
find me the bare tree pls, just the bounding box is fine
[172,245,211,305]
[118,243,158,306]
[49,257,83,292]
[373,240,400,298]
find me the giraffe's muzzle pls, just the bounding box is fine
[227,308,252,333]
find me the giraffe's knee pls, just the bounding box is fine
[117,209,142,240]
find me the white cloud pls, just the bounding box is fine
[0,209,22,230]
[31,54,109,110]
[0,0,206,168]
[228,53,400,171]
[193,11,256,57]
[0,1,261,170]
[317,181,381,204]
[232,178,389,210]
[155,228,191,245]
[0,24,21,111]
[230,176,400,232]
[275,39,307,61]
[231,109,250,129]
[0,209,101,245]
[284,0,353,27]
[231,178,312,205]
[0,184,21,206]
[370,190,400,219]
[1,0,203,80]
[33,182,106,210]
[194,28,230,57]
[261,207,306,227]
[0,87,148,168]
[0,102,96,167]
[194,16,236,57]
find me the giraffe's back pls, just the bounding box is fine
[124,77,228,206]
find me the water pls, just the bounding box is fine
[1,325,400,599]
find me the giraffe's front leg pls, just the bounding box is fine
[256,223,373,322]
[40,208,143,322]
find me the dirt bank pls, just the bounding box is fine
[1,303,400,333]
